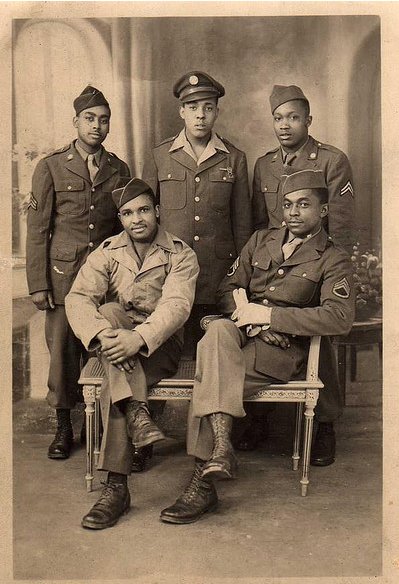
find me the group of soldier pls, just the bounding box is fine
[26,72,355,529]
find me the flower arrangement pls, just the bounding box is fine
[351,242,382,320]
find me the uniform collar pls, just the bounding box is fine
[74,140,103,166]
[169,129,229,166]
[280,136,309,160]
[107,226,178,254]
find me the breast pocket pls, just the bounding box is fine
[54,178,86,215]
[209,168,234,212]
[261,177,280,214]
[250,257,272,293]
[159,168,187,210]
[284,271,320,305]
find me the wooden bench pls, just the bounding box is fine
[79,333,323,496]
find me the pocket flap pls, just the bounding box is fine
[159,167,186,182]
[54,178,85,192]
[289,268,319,283]
[251,255,271,271]
[209,168,235,183]
[262,177,280,193]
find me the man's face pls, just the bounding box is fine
[283,189,328,237]
[273,100,312,152]
[118,194,160,243]
[179,98,219,141]
[73,105,110,151]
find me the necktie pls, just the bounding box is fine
[282,237,304,260]
[87,154,98,183]
[283,152,297,167]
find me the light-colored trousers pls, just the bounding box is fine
[97,303,180,475]
[187,318,278,461]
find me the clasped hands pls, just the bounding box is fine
[97,328,144,373]
[231,302,290,350]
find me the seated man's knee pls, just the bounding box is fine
[201,318,237,342]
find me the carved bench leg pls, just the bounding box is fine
[82,384,96,493]
[292,402,303,471]
[94,386,102,467]
[300,389,319,497]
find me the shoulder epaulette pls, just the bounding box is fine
[43,144,70,158]
[216,134,245,154]
[315,141,344,156]
[155,135,178,148]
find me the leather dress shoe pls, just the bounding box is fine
[233,418,268,452]
[81,482,130,529]
[131,444,153,473]
[160,463,218,524]
[48,427,73,459]
[310,422,336,467]
[126,401,165,448]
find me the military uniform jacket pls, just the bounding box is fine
[65,227,199,357]
[142,134,252,304]
[252,136,355,251]
[26,141,130,304]
[216,227,355,382]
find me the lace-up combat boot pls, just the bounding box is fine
[160,461,218,524]
[201,412,238,480]
[81,473,130,529]
[48,408,73,459]
[125,400,165,448]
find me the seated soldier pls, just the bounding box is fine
[65,177,199,530]
[160,168,355,524]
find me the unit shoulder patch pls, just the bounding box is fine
[227,256,240,277]
[332,277,350,298]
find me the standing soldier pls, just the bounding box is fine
[26,86,130,460]
[141,71,253,470]
[245,84,356,465]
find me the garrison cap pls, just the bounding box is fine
[281,169,327,196]
[269,84,309,113]
[112,177,155,210]
[173,71,225,103]
[73,85,110,116]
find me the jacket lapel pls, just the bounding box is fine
[266,228,286,264]
[93,148,118,187]
[169,149,198,172]
[64,143,90,182]
[281,229,328,267]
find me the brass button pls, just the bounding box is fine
[195,176,200,183]
[194,196,200,202]
[262,299,269,305]
[91,187,95,192]
[67,185,72,190]
[269,286,275,291]
[264,186,268,192]
[89,223,94,230]
[88,242,94,248]
[90,205,95,210]
[254,261,259,266]
[167,173,172,179]
[302,273,307,277]
[223,176,227,181]
[194,235,200,241]
[194,216,200,221]
[277,268,284,275]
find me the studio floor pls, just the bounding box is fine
[12,345,382,582]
